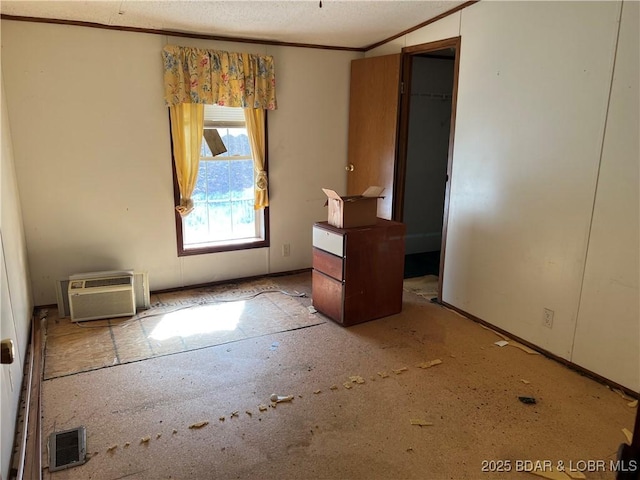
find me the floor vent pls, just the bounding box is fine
[49,426,87,472]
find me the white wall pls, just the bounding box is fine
[1,72,34,480]
[447,0,621,357]
[0,21,360,305]
[367,1,639,390]
[571,1,639,390]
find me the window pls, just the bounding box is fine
[173,105,269,255]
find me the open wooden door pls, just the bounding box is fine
[346,54,401,220]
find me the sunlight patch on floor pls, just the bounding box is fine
[149,301,245,341]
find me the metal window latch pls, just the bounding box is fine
[1,339,14,364]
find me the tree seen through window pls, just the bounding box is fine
[184,128,256,246]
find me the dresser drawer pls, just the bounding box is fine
[313,247,343,281]
[312,270,344,324]
[312,226,344,257]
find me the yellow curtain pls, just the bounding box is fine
[163,45,276,213]
[244,108,268,209]
[169,103,205,216]
[162,45,277,110]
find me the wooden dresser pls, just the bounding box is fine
[311,219,406,326]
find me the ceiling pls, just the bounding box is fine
[0,1,467,50]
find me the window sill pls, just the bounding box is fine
[178,238,269,257]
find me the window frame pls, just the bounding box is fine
[170,110,270,257]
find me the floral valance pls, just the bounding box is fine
[162,45,277,110]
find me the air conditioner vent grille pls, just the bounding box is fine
[68,274,136,322]
[84,276,132,288]
[70,289,135,321]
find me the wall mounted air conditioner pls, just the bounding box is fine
[68,273,135,322]
[56,271,150,319]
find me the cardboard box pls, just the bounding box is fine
[322,186,385,228]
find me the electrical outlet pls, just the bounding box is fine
[282,244,290,257]
[543,308,554,329]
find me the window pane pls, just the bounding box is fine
[201,136,213,157]
[207,202,232,240]
[232,199,255,235]
[185,160,256,245]
[230,160,254,201]
[192,165,206,202]
[206,161,230,201]
[183,202,208,244]
[220,128,251,156]
[179,110,266,251]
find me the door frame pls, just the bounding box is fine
[393,36,461,303]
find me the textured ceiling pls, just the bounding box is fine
[0,1,467,49]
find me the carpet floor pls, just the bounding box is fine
[40,272,637,480]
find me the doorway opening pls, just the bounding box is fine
[395,38,460,302]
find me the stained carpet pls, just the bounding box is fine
[43,279,324,379]
[40,272,638,480]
